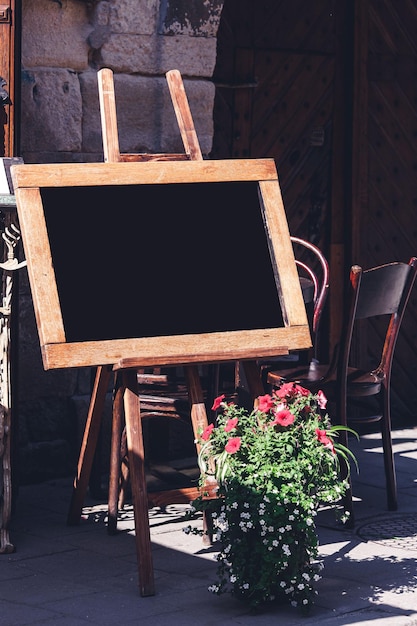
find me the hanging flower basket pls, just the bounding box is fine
[184,382,357,613]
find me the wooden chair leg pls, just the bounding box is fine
[118,429,130,510]
[122,368,155,597]
[381,386,397,511]
[108,373,124,535]
[338,427,355,528]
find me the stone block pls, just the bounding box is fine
[100,33,217,77]
[20,69,82,154]
[18,280,79,402]
[22,0,92,70]
[108,0,159,35]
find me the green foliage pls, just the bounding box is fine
[184,382,358,612]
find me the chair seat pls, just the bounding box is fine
[267,360,329,390]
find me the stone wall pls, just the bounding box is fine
[17,0,224,484]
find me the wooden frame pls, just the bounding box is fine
[11,158,311,371]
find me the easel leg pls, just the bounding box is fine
[184,365,214,544]
[240,360,265,404]
[67,365,112,526]
[123,368,155,597]
[184,365,209,440]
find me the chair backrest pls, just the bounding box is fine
[337,257,417,404]
[290,236,330,359]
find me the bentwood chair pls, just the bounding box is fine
[262,236,329,386]
[269,257,417,523]
[291,236,330,361]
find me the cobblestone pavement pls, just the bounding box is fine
[1,427,417,625]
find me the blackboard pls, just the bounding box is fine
[11,159,311,370]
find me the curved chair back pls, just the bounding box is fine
[290,236,330,359]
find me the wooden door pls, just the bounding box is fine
[351,0,417,419]
[211,0,350,360]
[0,0,18,156]
[212,0,417,421]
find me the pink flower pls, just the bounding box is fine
[201,423,214,441]
[225,437,241,454]
[224,417,238,432]
[317,390,327,410]
[257,394,274,413]
[274,382,310,399]
[274,382,296,399]
[211,394,225,411]
[316,428,335,454]
[271,409,295,427]
[293,384,310,396]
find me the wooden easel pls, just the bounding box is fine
[66,69,270,596]
[11,69,311,599]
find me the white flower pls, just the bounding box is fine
[306,518,313,526]
[303,599,309,605]
[278,526,285,533]
[297,583,305,590]
[288,515,295,521]
[268,526,274,532]
[302,573,310,581]
[272,539,279,547]
[230,575,237,583]
[242,583,249,589]
[231,501,238,509]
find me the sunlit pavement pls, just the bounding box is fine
[1,427,417,625]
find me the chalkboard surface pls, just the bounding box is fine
[42,181,283,342]
[12,159,311,369]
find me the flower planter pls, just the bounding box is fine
[185,383,356,612]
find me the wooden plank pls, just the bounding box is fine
[14,187,65,346]
[166,69,203,160]
[67,365,112,525]
[0,0,16,157]
[41,331,294,370]
[259,179,308,328]
[122,369,155,597]
[11,159,279,189]
[97,67,121,163]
